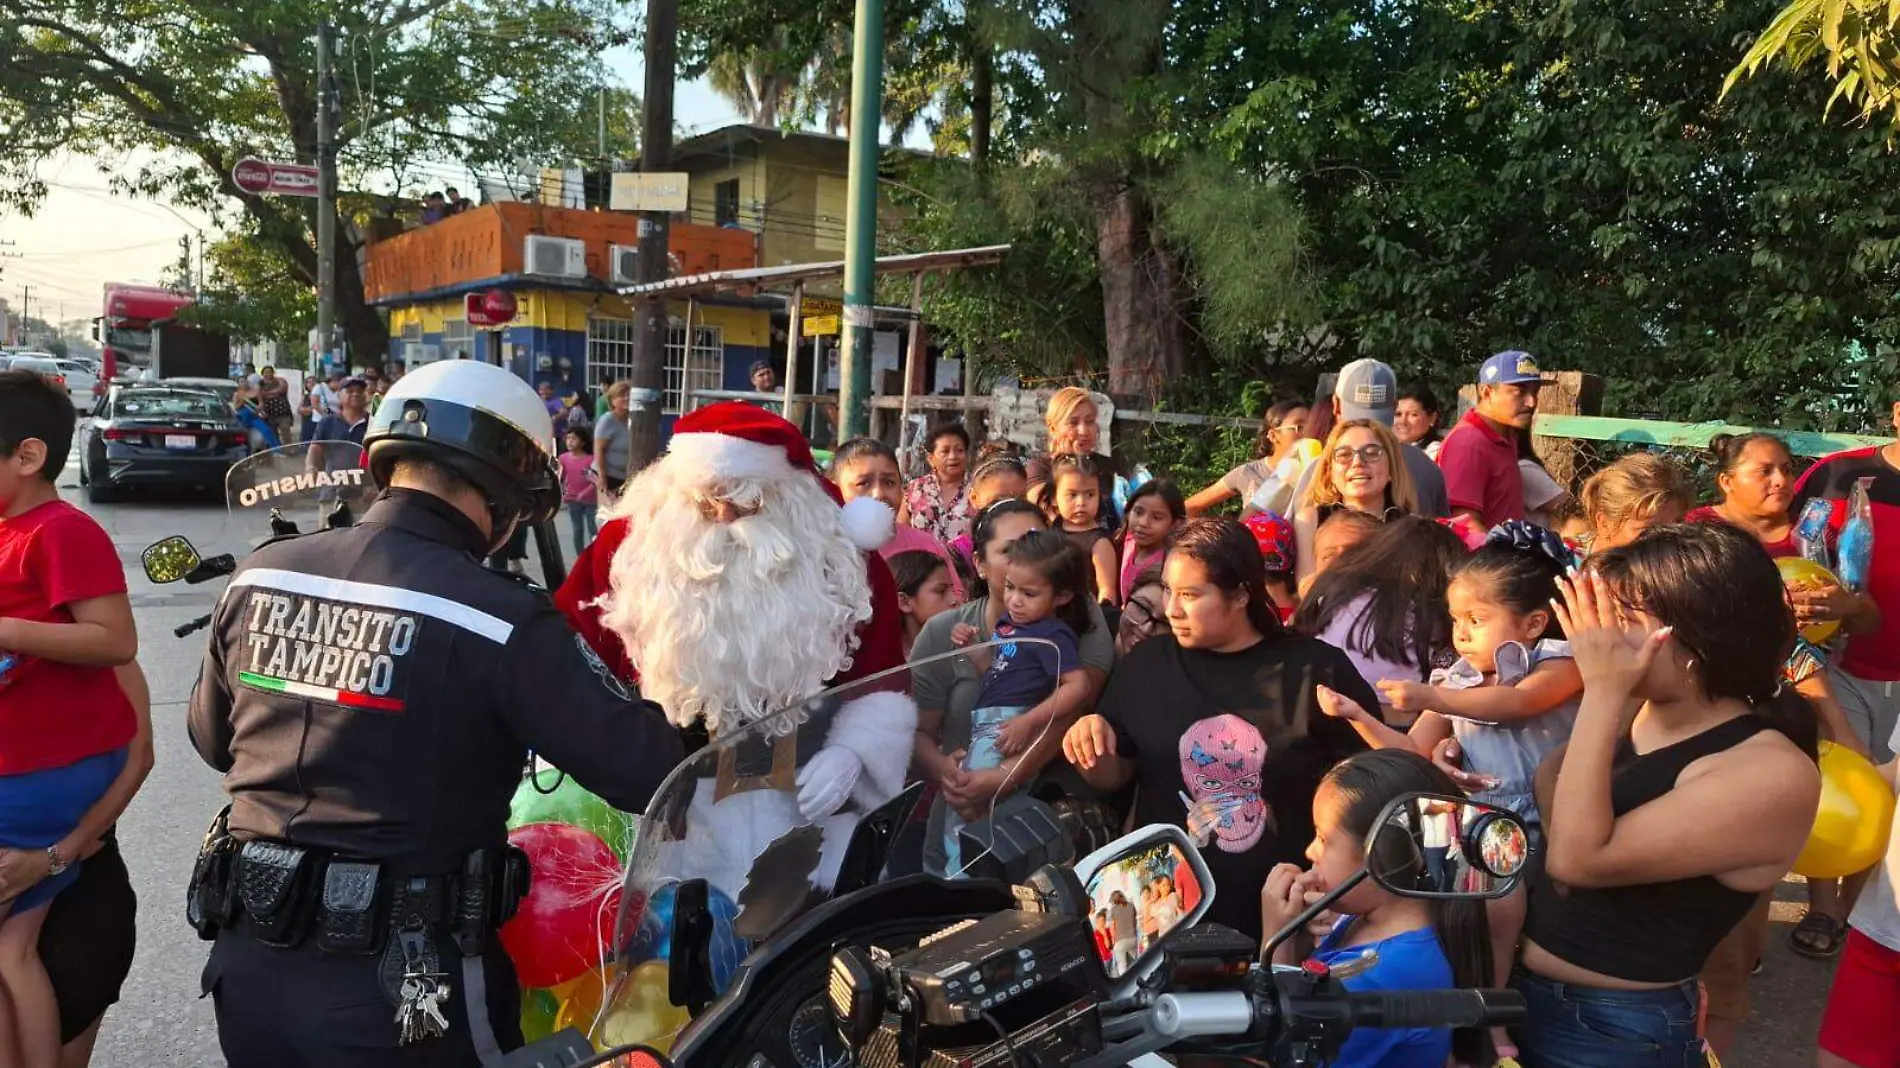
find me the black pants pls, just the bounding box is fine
[41,835,137,1044]
[204,929,523,1068]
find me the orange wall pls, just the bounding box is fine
[363,202,759,303]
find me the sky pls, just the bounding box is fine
[0,54,746,327]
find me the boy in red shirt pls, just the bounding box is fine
[0,371,138,1068]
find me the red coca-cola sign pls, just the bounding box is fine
[231,157,320,197]
[466,289,518,328]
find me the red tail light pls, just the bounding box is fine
[102,428,135,441]
[223,432,248,448]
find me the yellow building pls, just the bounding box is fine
[667,125,918,275]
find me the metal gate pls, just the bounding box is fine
[585,318,724,415]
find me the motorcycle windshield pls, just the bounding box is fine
[592,636,1064,1052]
[224,442,374,529]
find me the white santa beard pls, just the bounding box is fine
[599,461,873,733]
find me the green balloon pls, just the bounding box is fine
[520,986,560,1044]
[508,770,638,859]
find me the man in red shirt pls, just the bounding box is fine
[1438,351,1541,526]
[1790,411,1897,764]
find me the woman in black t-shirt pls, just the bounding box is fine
[1063,517,1378,943]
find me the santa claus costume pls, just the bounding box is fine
[555,403,915,909]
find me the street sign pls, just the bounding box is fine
[801,297,843,317]
[232,157,320,197]
[610,172,692,213]
[803,315,840,336]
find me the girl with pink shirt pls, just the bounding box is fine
[558,427,598,554]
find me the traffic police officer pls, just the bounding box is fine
[187,361,684,1067]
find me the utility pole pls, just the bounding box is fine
[598,85,608,160]
[179,236,194,290]
[626,0,677,469]
[316,23,338,375]
[837,0,885,440]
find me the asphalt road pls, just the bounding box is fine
[63,461,1841,1067]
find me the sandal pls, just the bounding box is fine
[1790,911,1848,959]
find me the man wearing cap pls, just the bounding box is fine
[1438,351,1541,527]
[749,360,782,414]
[1254,358,1450,522]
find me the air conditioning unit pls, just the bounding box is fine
[524,235,586,279]
[610,244,645,285]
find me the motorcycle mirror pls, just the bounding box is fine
[141,536,201,584]
[1365,793,1528,899]
[1073,824,1215,990]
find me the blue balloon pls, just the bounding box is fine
[625,884,750,994]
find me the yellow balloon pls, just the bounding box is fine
[1793,740,1896,879]
[1777,557,1843,645]
[552,968,609,1035]
[1293,438,1324,464]
[594,961,690,1055]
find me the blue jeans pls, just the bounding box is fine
[1512,969,1705,1068]
[565,501,598,554]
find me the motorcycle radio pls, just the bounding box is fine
[829,871,1109,1068]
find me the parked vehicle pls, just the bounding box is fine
[54,359,99,410]
[8,354,67,395]
[78,385,250,502]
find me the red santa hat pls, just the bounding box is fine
[667,401,894,551]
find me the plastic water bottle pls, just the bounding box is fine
[1795,497,1836,569]
[0,652,18,687]
[1837,477,1876,593]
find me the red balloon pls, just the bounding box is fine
[482,289,518,323]
[500,822,625,988]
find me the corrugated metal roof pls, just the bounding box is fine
[615,244,1012,298]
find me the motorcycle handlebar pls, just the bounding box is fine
[174,613,214,639]
[1150,987,1526,1040]
[1321,989,1526,1030]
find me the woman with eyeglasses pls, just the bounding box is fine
[1292,420,1419,583]
[1117,565,1168,658]
[1188,400,1309,517]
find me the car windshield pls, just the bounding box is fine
[116,391,229,419]
[11,359,58,374]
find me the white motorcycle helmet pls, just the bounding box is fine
[363,361,561,532]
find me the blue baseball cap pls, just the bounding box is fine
[1478,351,1543,386]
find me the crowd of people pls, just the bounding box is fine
[840,350,1898,1068]
[1,334,1896,1068]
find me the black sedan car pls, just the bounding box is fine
[79,385,250,502]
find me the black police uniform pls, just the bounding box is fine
[188,488,684,1068]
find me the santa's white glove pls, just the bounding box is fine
[796,746,863,821]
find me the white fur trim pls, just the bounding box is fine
[840,496,896,552]
[827,690,919,810]
[667,431,800,484]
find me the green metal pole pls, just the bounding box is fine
[837,0,884,441]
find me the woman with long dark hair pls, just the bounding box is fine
[1293,516,1464,723]
[1513,523,1821,1068]
[1063,517,1378,942]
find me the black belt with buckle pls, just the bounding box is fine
[201,837,531,956]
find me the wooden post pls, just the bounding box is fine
[783,282,804,428]
[1530,372,1604,489]
[899,272,926,471]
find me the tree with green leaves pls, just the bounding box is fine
[1727,0,1900,127]
[0,1,638,366]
